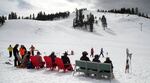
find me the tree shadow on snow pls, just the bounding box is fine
[92,32,103,36]
[105,28,116,36]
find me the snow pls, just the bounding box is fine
[0,11,150,83]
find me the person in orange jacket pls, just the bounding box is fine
[19,45,26,59]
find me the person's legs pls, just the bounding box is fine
[9,51,12,58]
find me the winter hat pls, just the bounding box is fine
[82,51,88,56]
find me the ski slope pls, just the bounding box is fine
[0,11,150,83]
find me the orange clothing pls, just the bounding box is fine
[19,48,25,56]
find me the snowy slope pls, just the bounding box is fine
[0,11,150,83]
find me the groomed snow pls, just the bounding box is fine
[0,11,150,83]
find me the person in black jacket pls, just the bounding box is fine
[80,51,90,61]
[13,44,21,67]
[61,52,73,71]
[92,55,101,63]
[104,57,113,72]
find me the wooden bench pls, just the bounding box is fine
[73,60,113,79]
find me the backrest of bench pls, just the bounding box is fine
[86,61,98,70]
[75,60,87,68]
[98,63,111,72]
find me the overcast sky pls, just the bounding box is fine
[0,0,150,16]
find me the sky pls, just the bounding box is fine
[0,0,150,16]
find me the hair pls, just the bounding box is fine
[37,51,41,55]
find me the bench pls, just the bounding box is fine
[73,60,113,79]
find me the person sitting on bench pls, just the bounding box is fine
[80,51,90,61]
[104,57,113,72]
[92,54,101,63]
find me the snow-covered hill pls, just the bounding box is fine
[0,11,150,83]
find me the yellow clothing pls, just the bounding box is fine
[8,47,13,51]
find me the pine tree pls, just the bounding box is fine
[33,13,35,19]
[131,8,135,14]
[30,14,32,19]
[135,7,139,15]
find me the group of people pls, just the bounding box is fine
[7,44,113,73]
[7,44,74,70]
[80,51,113,72]
[7,44,35,67]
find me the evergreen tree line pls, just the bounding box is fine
[73,8,95,32]
[8,12,35,20]
[8,11,70,21]
[97,7,149,19]
[0,16,6,25]
[8,12,17,19]
[36,11,70,21]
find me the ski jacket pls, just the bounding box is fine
[8,47,13,52]
[61,56,70,64]
[80,56,90,61]
[19,48,26,56]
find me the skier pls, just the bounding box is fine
[7,45,13,58]
[99,48,104,57]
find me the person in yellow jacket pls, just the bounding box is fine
[8,45,13,58]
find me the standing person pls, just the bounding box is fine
[92,55,101,63]
[61,52,73,71]
[90,48,94,57]
[30,45,35,56]
[80,51,90,61]
[8,45,13,58]
[125,48,132,73]
[19,45,26,59]
[101,15,107,30]
[100,48,104,57]
[126,48,132,60]
[125,58,129,73]
[13,44,20,67]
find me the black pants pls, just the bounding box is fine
[14,56,21,67]
[31,51,34,56]
[9,51,12,58]
[100,52,104,57]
